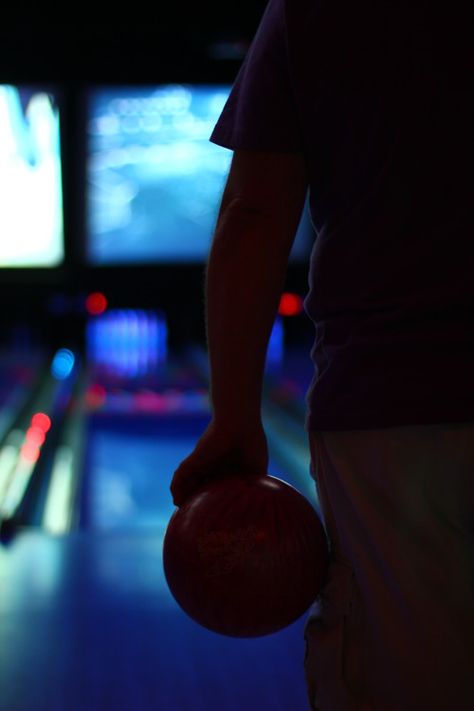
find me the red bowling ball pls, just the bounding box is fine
[163,473,329,638]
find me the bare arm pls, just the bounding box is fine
[206,149,308,430]
[170,150,308,505]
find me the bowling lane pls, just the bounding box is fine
[66,362,314,711]
[0,526,311,711]
[80,411,311,531]
[1,347,318,711]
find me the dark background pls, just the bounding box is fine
[0,3,313,354]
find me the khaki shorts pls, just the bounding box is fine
[304,422,474,711]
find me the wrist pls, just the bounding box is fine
[210,411,263,436]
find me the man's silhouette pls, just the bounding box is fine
[171,2,473,708]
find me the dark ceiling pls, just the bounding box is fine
[0,2,268,82]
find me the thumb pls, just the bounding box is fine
[170,451,219,507]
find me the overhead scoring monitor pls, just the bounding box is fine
[86,84,314,266]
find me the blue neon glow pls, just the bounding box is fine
[51,348,75,380]
[266,317,284,371]
[86,309,168,377]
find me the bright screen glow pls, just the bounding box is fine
[86,85,314,265]
[0,85,64,267]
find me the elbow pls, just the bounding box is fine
[216,196,277,235]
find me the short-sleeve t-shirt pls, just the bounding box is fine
[210,0,473,431]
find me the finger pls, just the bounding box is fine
[170,461,210,507]
[171,475,209,508]
[170,444,225,497]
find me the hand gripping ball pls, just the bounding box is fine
[163,473,329,637]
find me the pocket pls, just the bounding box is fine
[303,559,364,711]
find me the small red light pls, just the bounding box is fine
[278,293,304,317]
[31,412,51,433]
[86,292,108,316]
[85,383,107,409]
